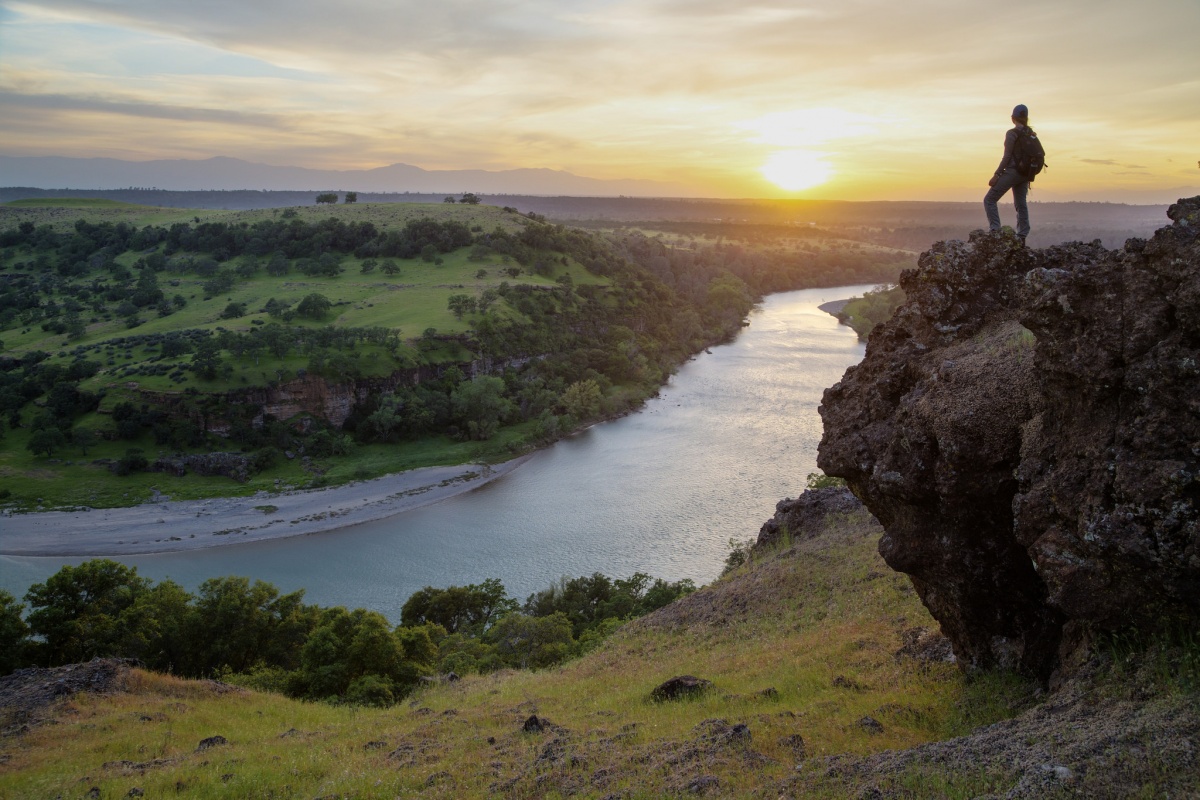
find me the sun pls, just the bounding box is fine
[761,150,833,192]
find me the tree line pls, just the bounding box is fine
[0,561,695,707]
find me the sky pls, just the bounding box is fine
[0,0,1197,201]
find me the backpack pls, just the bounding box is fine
[1013,128,1046,181]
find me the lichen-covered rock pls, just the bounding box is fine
[755,487,862,550]
[818,198,1200,682]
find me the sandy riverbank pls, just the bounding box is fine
[0,457,530,557]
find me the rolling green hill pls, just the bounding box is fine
[0,199,905,510]
[0,509,1032,799]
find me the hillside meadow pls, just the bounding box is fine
[0,509,1038,799]
[0,199,908,510]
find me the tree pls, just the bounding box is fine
[443,196,457,204]
[401,579,516,633]
[190,338,223,380]
[220,301,246,319]
[451,376,514,440]
[460,193,481,205]
[315,193,338,204]
[488,612,574,669]
[64,311,86,340]
[26,427,66,457]
[381,260,400,276]
[560,378,603,420]
[447,294,477,319]
[24,560,149,665]
[296,293,333,320]
[297,608,427,703]
[705,271,753,328]
[344,191,358,204]
[113,579,195,671]
[0,590,29,674]
[345,612,404,682]
[263,297,289,318]
[266,253,289,277]
[300,623,347,698]
[306,252,343,277]
[477,287,499,312]
[189,576,312,674]
[72,427,98,456]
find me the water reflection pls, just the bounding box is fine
[1,286,871,620]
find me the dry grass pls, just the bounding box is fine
[0,512,1009,799]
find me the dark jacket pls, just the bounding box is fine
[994,123,1028,176]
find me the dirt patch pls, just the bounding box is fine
[22,469,59,479]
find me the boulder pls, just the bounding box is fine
[651,675,713,702]
[756,486,863,550]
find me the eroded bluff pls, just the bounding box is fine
[818,197,1200,682]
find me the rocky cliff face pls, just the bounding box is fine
[818,197,1200,682]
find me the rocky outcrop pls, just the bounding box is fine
[253,370,411,429]
[151,452,254,483]
[818,198,1200,681]
[755,486,862,550]
[135,356,537,435]
[0,658,136,730]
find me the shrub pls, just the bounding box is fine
[113,448,149,476]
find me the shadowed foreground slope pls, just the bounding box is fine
[3,495,1197,797]
[0,505,995,799]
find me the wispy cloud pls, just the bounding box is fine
[0,90,287,127]
[1,0,1197,199]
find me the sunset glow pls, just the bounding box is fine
[761,151,833,192]
[0,0,1197,201]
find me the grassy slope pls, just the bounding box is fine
[0,510,1031,799]
[0,201,585,363]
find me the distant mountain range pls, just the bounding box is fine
[0,155,698,197]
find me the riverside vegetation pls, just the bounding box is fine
[0,502,1043,799]
[0,560,697,705]
[5,496,1194,797]
[834,284,906,341]
[0,199,910,510]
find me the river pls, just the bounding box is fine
[0,285,871,620]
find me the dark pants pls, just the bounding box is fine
[984,168,1030,237]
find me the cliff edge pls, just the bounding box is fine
[818,197,1200,682]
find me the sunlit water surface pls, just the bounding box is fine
[1,286,871,620]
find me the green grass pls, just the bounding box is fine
[0,512,1035,799]
[0,421,532,510]
[2,246,601,363]
[0,202,618,508]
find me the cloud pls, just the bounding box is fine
[1079,158,1148,170]
[2,0,1198,199]
[0,89,286,127]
